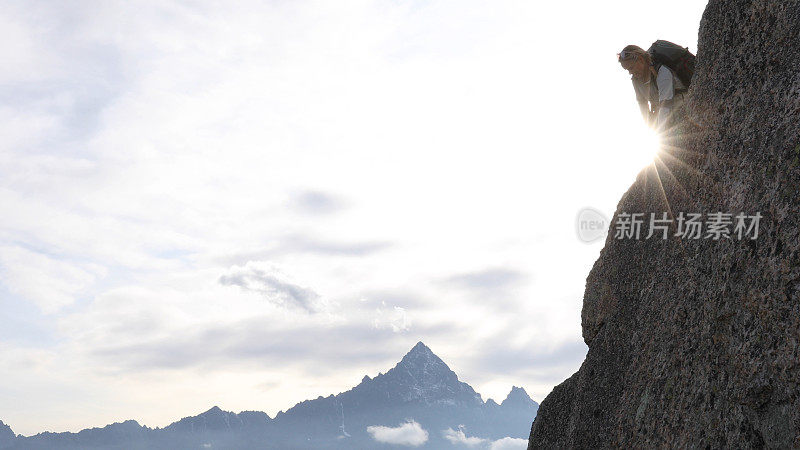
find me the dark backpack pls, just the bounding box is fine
[647,40,695,88]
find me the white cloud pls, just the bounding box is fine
[367,420,429,447]
[0,245,104,313]
[442,427,487,447]
[442,428,527,449]
[441,428,528,449]
[489,437,528,450]
[373,303,411,333]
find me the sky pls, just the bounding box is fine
[0,0,707,436]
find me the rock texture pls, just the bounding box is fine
[529,1,800,448]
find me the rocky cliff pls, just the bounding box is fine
[529,1,800,448]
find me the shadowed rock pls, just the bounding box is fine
[529,1,800,448]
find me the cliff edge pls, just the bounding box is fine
[529,1,800,447]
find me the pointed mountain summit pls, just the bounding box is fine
[395,342,451,376]
[347,341,482,407]
[501,386,537,411]
[394,342,459,379]
[404,341,437,359]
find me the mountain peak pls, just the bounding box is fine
[501,386,538,410]
[327,341,483,409]
[410,341,432,354]
[394,342,454,381]
[399,341,440,366]
[506,386,528,398]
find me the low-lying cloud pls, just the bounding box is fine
[442,427,487,447]
[367,420,428,447]
[489,437,528,450]
[441,427,526,449]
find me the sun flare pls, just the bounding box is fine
[619,126,662,172]
[639,127,662,163]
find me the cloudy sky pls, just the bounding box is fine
[1,0,706,435]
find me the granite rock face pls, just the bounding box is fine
[529,1,800,448]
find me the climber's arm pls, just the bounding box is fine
[638,101,653,125]
[633,78,655,127]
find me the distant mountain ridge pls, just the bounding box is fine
[0,421,15,448]
[2,342,537,449]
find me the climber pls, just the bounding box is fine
[618,41,694,131]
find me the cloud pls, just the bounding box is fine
[372,303,411,333]
[441,428,528,449]
[356,290,428,309]
[437,266,533,314]
[367,420,428,447]
[82,312,450,374]
[280,235,391,257]
[219,262,324,312]
[489,437,528,450]
[442,426,487,447]
[443,267,528,291]
[471,339,587,377]
[219,235,393,265]
[289,189,346,215]
[0,245,104,313]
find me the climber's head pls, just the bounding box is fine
[618,45,651,81]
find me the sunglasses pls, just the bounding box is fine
[617,51,637,62]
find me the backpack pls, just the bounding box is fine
[647,40,695,88]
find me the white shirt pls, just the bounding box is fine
[632,65,685,129]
